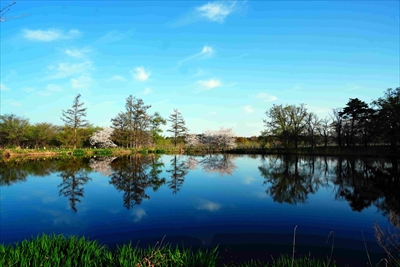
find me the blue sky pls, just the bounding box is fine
[1,0,399,137]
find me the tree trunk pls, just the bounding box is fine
[74,127,77,149]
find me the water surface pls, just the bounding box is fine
[1,154,399,266]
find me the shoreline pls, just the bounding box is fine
[1,146,399,159]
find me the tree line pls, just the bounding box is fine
[0,87,399,152]
[262,87,400,152]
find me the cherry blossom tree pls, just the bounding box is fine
[201,127,236,151]
[89,127,117,148]
[185,133,200,147]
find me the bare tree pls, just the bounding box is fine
[167,109,187,147]
[306,112,321,149]
[1,1,30,23]
[317,117,332,148]
[61,94,89,149]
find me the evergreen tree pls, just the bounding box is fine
[167,109,187,147]
[61,94,89,149]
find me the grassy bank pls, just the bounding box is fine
[1,145,399,158]
[0,146,187,158]
[0,234,345,267]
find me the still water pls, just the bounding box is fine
[1,154,399,266]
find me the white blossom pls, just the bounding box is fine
[185,133,200,147]
[201,127,236,150]
[89,127,117,148]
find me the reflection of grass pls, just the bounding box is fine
[0,234,348,267]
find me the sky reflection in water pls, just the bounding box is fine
[1,154,399,265]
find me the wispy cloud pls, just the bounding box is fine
[142,87,152,94]
[255,93,277,102]
[65,48,91,58]
[186,68,209,80]
[196,1,237,22]
[23,28,81,42]
[243,176,255,185]
[11,101,21,107]
[46,84,63,92]
[107,75,127,82]
[196,199,221,212]
[243,105,254,114]
[344,84,361,92]
[207,111,217,116]
[198,79,221,90]
[45,61,92,80]
[0,83,10,91]
[96,29,135,43]
[71,75,92,89]
[131,67,150,81]
[170,1,245,27]
[22,87,35,93]
[179,45,214,66]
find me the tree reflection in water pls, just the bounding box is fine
[109,154,166,209]
[0,157,57,186]
[332,157,400,215]
[258,155,400,216]
[167,155,189,194]
[1,154,399,219]
[199,154,237,176]
[89,156,117,176]
[58,158,92,213]
[259,155,328,204]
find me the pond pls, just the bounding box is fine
[1,154,399,266]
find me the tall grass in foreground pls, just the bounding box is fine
[374,211,400,267]
[0,234,349,267]
[2,218,399,267]
[0,234,219,267]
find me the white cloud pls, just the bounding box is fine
[179,45,214,65]
[71,75,92,89]
[0,83,10,91]
[170,1,246,27]
[143,87,152,94]
[196,199,221,212]
[255,93,278,102]
[131,67,150,81]
[243,105,254,114]
[65,48,91,58]
[201,45,214,55]
[198,79,221,90]
[196,1,236,22]
[207,111,217,116]
[46,84,63,92]
[107,75,126,82]
[11,101,21,106]
[23,28,81,42]
[243,176,255,185]
[47,61,92,80]
[131,207,147,222]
